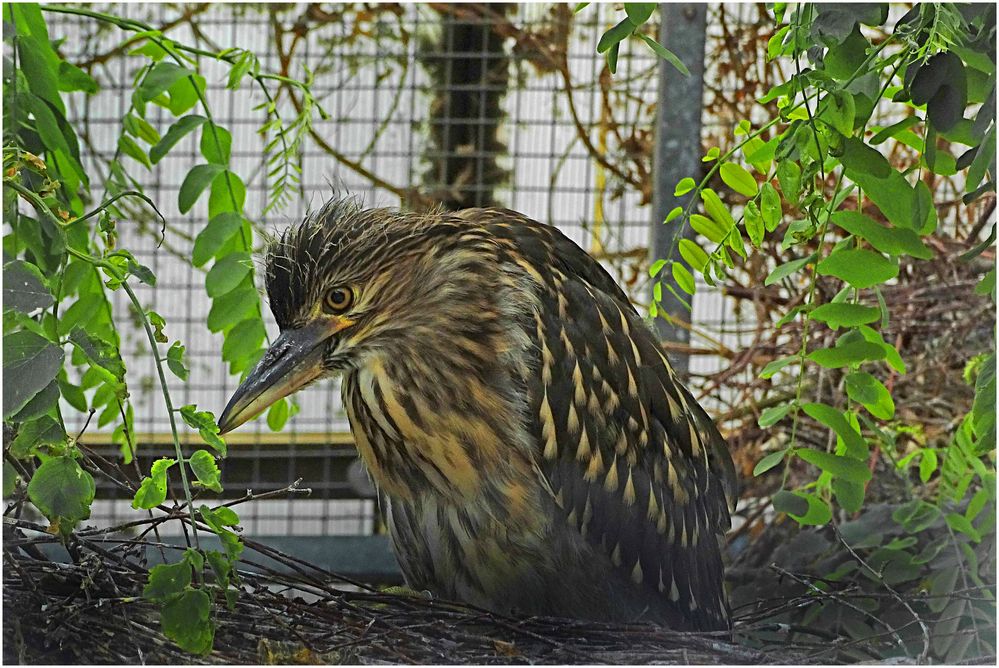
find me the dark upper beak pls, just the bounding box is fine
[218,320,336,434]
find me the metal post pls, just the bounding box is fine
[649,4,707,376]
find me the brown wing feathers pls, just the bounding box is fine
[477,211,734,630]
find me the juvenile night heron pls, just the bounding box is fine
[219,200,738,631]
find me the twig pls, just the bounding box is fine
[832,525,932,663]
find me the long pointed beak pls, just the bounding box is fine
[218,321,335,434]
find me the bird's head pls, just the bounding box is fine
[217,199,519,434]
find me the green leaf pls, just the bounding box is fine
[143,560,192,602]
[674,177,696,197]
[11,381,60,423]
[744,201,764,247]
[267,398,291,432]
[605,42,619,74]
[151,115,207,163]
[180,405,227,456]
[200,505,243,561]
[160,589,215,655]
[596,18,633,54]
[754,449,787,476]
[919,449,938,483]
[167,342,189,381]
[719,162,758,197]
[648,259,667,277]
[192,212,244,267]
[893,499,941,533]
[840,137,891,178]
[802,402,867,459]
[132,457,177,510]
[163,74,205,116]
[767,25,790,60]
[776,159,802,201]
[971,351,995,446]
[832,478,865,513]
[147,310,168,343]
[3,461,17,497]
[758,402,792,428]
[845,371,895,420]
[208,170,246,218]
[207,284,257,333]
[138,62,194,102]
[3,330,64,418]
[200,122,232,165]
[824,25,868,79]
[760,183,782,231]
[760,355,797,379]
[819,90,856,136]
[17,36,63,112]
[637,33,690,76]
[190,450,223,493]
[664,206,683,223]
[816,248,898,289]
[208,506,240,527]
[764,253,816,286]
[25,94,70,156]
[850,167,936,234]
[671,262,695,295]
[27,455,95,533]
[126,257,157,286]
[221,318,266,372]
[870,116,921,145]
[922,54,967,132]
[58,60,99,93]
[945,513,981,542]
[700,188,737,231]
[690,214,727,243]
[3,260,53,313]
[830,211,932,259]
[677,239,708,272]
[743,136,775,173]
[809,303,880,329]
[205,253,252,298]
[975,268,995,297]
[807,341,886,368]
[702,146,720,162]
[792,493,837,527]
[966,125,995,195]
[773,490,809,516]
[624,3,656,25]
[797,448,872,482]
[857,325,906,374]
[69,327,125,381]
[179,164,225,214]
[10,415,66,459]
[124,113,162,145]
[117,135,152,169]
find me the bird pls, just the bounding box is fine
[218,199,738,632]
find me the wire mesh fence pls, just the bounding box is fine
[46,3,781,537]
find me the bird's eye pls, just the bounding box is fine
[323,287,353,313]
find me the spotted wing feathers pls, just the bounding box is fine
[473,209,737,631]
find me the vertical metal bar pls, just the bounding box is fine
[649,4,707,376]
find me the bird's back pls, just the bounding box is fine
[459,208,738,630]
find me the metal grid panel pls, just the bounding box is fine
[45,3,756,534]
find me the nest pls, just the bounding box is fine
[4,514,803,665]
[6,496,996,665]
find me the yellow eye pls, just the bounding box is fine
[324,287,353,313]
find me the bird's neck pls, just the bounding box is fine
[343,342,540,510]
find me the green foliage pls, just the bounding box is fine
[632,3,995,659]
[579,3,689,76]
[26,454,95,535]
[2,4,323,654]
